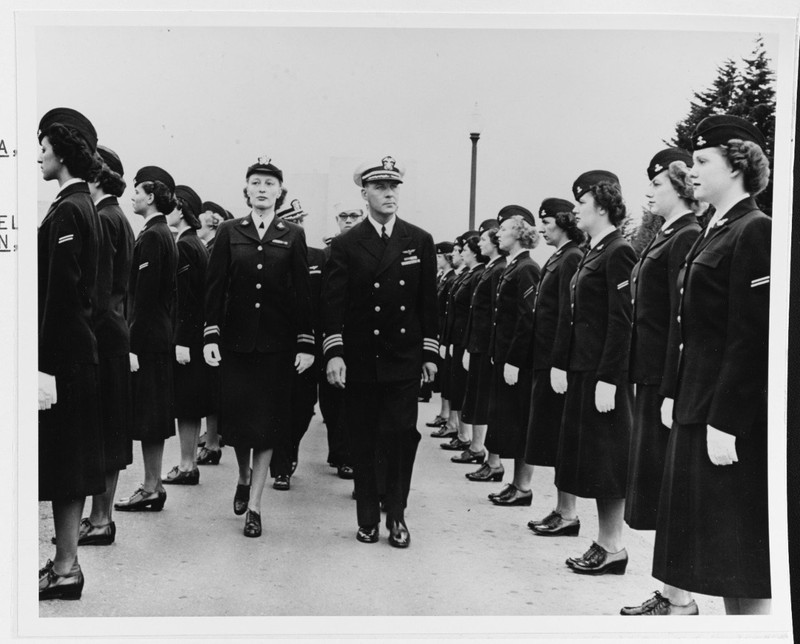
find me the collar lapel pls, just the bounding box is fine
[356,220,385,263]
[264,217,290,243]
[376,219,412,275]
[237,214,262,243]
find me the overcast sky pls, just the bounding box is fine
[33,22,777,265]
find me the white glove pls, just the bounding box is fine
[38,372,57,410]
[129,352,140,373]
[204,343,221,367]
[462,351,470,371]
[550,367,567,394]
[706,425,738,466]
[503,363,519,386]
[175,345,191,365]
[595,380,616,413]
[660,397,674,429]
[439,344,447,359]
[448,344,454,357]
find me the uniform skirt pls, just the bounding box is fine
[98,352,133,472]
[524,368,565,468]
[485,363,533,459]
[39,362,106,500]
[131,352,175,441]
[218,348,293,450]
[461,351,492,425]
[624,384,669,530]
[555,370,633,499]
[652,418,770,598]
[449,345,468,412]
[173,344,215,419]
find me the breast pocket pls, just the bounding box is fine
[691,250,723,269]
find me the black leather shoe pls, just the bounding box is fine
[39,564,84,601]
[356,525,379,543]
[430,425,458,439]
[198,433,225,448]
[163,466,199,485]
[243,509,262,538]
[425,416,447,428]
[450,448,485,464]
[491,487,532,506]
[620,590,699,615]
[196,446,222,465]
[529,512,580,536]
[233,484,250,516]
[386,519,410,548]
[488,483,516,500]
[465,463,504,482]
[273,475,291,491]
[568,542,628,575]
[114,486,166,512]
[440,437,471,451]
[78,518,115,546]
[337,464,354,480]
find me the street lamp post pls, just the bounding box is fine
[468,103,483,231]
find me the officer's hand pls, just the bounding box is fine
[204,344,221,367]
[706,425,738,466]
[129,352,140,373]
[550,367,567,394]
[295,352,315,374]
[595,380,616,413]
[503,363,519,386]
[439,345,447,359]
[38,371,57,410]
[327,357,346,389]
[462,351,470,371]
[421,362,438,383]
[660,397,674,429]
[175,345,191,365]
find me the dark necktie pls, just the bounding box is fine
[381,225,389,245]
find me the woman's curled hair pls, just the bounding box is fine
[720,139,771,196]
[40,123,101,181]
[552,210,587,245]
[463,234,488,264]
[140,180,177,215]
[591,181,627,226]
[508,215,539,250]
[90,164,126,198]
[666,161,701,212]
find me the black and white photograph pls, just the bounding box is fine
[1,1,797,641]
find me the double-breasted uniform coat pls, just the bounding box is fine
[39,180,106,500]
[555,229,637,498]
[94,194,135,472]
[624,213,700,529]
[204,213,314,450]
[128,213,179,441]
[173,227,213,420]
[322,216,438,526]
[443,265,483,411]
[524,241,583,468]
[485,250,540,459]
[461,255,507,425]
[653,197,771,598]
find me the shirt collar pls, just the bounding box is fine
[57,178,84,196]
[507,247,528,263]
[486,255,502,267]
[143,211,163,225]
[177,227,193,240]
[709,193,751,227]
[367,213,396,238]
[589,225,616,249]
[251,210,274,229]
[661,211,694,231]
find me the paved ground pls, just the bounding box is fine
[38,398,723,618]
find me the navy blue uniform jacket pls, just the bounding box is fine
[322,217,439,383]
[204,214,314,354]
[464,256,506,355]
[174,228,209,347]
[38,181,101,373]
[128,214,178,355]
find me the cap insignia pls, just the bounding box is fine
[695,136,706,147]
[654,163,663,173]
[257,156,271,165]
[382,156,396,170]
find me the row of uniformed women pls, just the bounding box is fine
[428,113,772,615]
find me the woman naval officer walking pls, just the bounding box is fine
[619,149,702,616]
[115,166,179,512]
[204,157,314,538]
[38,108,104,600]
[525,198,585,536]
[652,115,772,615]
[557,171,637,575]
[162,185,213,485]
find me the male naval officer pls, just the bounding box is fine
[322,156,439,548]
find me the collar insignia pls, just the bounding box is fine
[277,221,285,230]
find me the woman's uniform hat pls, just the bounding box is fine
[692,114,767,151]
[497,205,535,227]
[538,198,576,219]
[38,107,98,153]
[435,241,455,254]
[202,200,228,219]
[477,218,499,235]
[246,156,284,182]
[647,148,693,180]
[571,170,620,201]
[134,166,175,192]
[97,145,124,176]
[174,185,202,220]
[455,230,479,247]
[353,156,405,187]
[277,198,308,222]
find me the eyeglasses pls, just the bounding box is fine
[337,212,362,221]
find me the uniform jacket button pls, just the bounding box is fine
[400,328,406,334]
[399,280,405,286]
[677,315,681,323]
[257,264,263,270]
[256,283,262,289]
[679,343,684,351]
[255,302,261,309]
[400,305,406,311]
[374,282,380,288]
[375,306,381,312]
[258,245,263,251]
[374,329,380,335]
